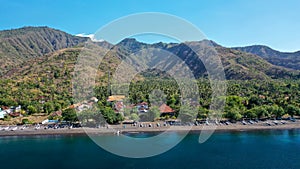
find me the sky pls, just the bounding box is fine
[0,0,300,52]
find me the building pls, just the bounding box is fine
[76,104,92,112]
[107,95,125,102]
[136,102,149,114]
[159,104,175,116]
[0,106,22,118]
[0,110,6,119]
[114,101,124,113]
[89,97,99,103]
[107,95,126,114]
[50,111,62,117]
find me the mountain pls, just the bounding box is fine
[1,26,299,81]
[232,45,300,70]
[0,26,88,75]
[6,38,299,82]
[115,39,299,80]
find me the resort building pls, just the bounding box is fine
[136,102,149,114]
[0,109,6,119]
[159,103,175,117]
[107,95,126,115]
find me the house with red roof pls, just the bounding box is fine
[159,103,175,117]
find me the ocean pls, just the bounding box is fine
[0,129,300,169]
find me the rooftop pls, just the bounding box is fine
[159,104,174,113]
[107,95,126,102]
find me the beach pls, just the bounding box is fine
[1,120,300,136]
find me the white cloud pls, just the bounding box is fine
[76,33,104,42]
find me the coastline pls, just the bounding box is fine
[1,120,300,137]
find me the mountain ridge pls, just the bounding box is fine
[0,26,299,80]
[0,26,88,75]
[232,45,300,70]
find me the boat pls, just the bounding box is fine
[10,127,18,131]
[3,126,9,131]
[53,124,59,129]
[215,120,219,125]
[242,120,247,125]
[35,124,40,130]
[205,121,209,125]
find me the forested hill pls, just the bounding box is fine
[0,26,88,75]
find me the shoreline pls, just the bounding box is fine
[1,121,300,137]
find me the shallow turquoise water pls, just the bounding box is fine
[0,130,300,169]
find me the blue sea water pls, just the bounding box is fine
[0,130,300,169]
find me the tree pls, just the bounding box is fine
[265,105,284,118]
[27,105,38,115]
[78,110,93,124]
[93,110,106,126]
[0,98,18,107]
[224,96,246,120]
[244,109,257,119]
[249,106,269,119]
[286,104,300,118]
[116,113,125,122]
[247,96,264,109]
[147,106,161,121]
[100,106,124,124]
[167,95,178,109]
[198,107,209,119]
[100,106,116,124]
[130,113,139,121]
[225,108,242,120]
[62,108,78,122]
[178,105,197,123]
[123,107,131,117]
[43,102,54,114]
[53,102,62,111]
[22,118,31,124]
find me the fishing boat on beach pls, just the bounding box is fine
[2,126,9,131]
[10,127,18,131]
[35,124,40,130]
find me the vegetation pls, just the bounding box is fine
[1,74,300,123]
[94,78,300,122]
[62,108,78,122]
[0,27,300,124]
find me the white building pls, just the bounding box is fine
[0,110,7,119]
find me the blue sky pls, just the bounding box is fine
[0,0,299,52]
